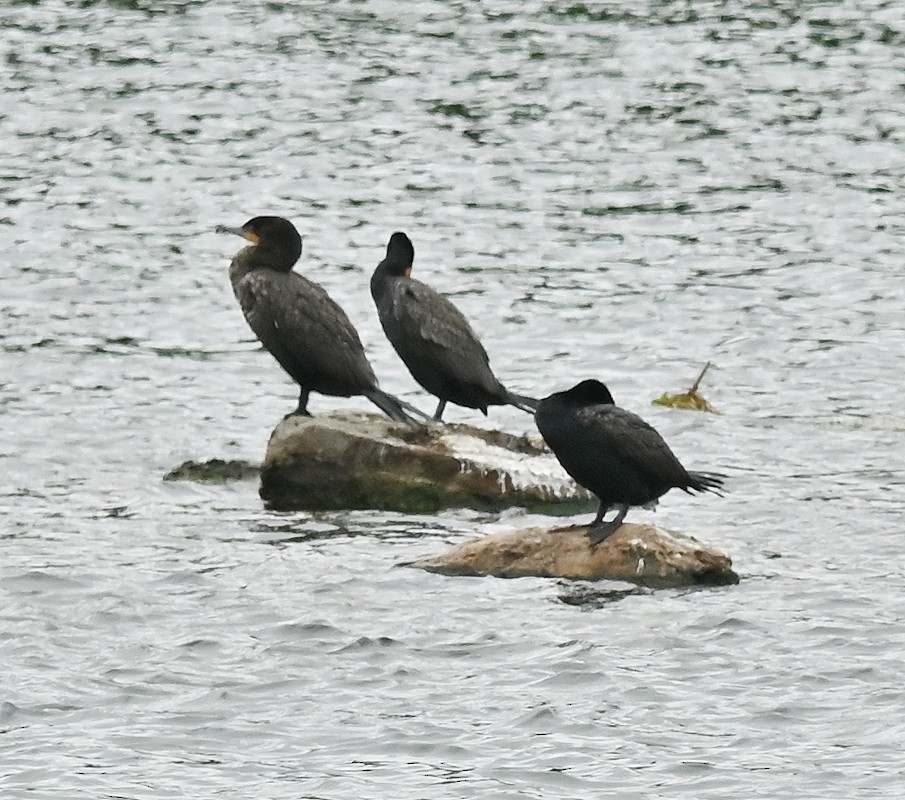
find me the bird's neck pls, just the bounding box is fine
[229,246,294,285]
[228,246,270,285]
[370,262,394,298]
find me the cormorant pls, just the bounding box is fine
[217,216,421,423]
[369,231,538,421]
[535,379,725,545]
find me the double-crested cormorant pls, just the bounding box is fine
[535,379,725,545]
[370,232,538,421]
[217,216,421,423]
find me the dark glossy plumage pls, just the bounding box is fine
[535,379,724,545]
[370,232,537,421]
[216,216,420,423]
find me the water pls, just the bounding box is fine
[2,1,904,796]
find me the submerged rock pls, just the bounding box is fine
[412,523,738,588]
[164,458,260,482]
[260,413,594,513]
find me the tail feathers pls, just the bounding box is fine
[686,471,727,496]
[365,389,428,425]
[505,391,540,414]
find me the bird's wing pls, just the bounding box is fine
[237,270,375,389]
[391,278,493,366]
[576,405,690,485]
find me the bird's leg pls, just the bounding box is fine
[592,501,611,527]
[588,503,629,546]
[284,389,312,419]
[432,399,446,421]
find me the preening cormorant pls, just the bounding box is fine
[535,379,725,545]
[217,216,421,423]
[369,231,538,421]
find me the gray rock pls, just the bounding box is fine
[260,413,594,513]
[411,523,738,588]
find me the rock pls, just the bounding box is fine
[164,458,260,482]
[259,413,594,513]
[411,523,738,588]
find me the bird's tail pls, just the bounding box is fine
[686,471,727,496]
[365,389,429,425]
[505,391,540,414]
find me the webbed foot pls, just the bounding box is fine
[587,504,629,546]
[282,408,313,421]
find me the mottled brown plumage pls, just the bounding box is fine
[217,216,420,423]
[370,232,537,421]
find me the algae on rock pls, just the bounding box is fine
[260,413,594,513]
[164,458,260,483]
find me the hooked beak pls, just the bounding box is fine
[215,224,260,244]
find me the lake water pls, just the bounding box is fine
[2,1,904,797]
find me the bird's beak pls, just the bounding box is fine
[215,224,260,244]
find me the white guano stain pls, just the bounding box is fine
[440,432,580,497]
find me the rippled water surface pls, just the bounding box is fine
[3,1,905,797]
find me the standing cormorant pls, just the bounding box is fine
[370,232,537,421]
[217,216,421,423]
[535,379,725,545]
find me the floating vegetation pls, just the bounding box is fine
[652,362,719,413]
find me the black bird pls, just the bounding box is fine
[217,216,422,423]
[535,379,725,545]
[370,231,538,421]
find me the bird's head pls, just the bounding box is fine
[216,216,302,271]
[382,231,415,278]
